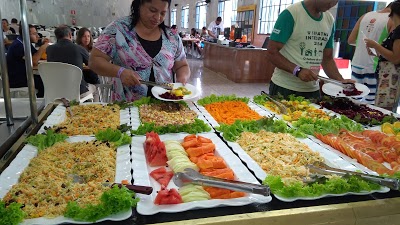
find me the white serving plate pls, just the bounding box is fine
[131,132,271,215]
[39,103,131,134]
[130,102,213,133]
[0,136,132,225]
[225,136,390,202]
[152,83,199,102]
[195,101,273,129]
[322,82,370,98]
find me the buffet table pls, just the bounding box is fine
[2,99,400,225]
[203,42,274,83]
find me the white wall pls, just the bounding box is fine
[1,0,341,31]
[0,0,131,28]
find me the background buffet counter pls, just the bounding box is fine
[203,42,274,83]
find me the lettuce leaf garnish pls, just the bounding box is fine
[95,128,131,147]
[25,130,68,151]
[0,201,26,225]
[197,94,249,106]
[64,185,139,222]
[263,175,381,198]
[132,119,211,135]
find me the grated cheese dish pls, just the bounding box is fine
[139,103,197,127]
[237,131,324,183]
[2,141,116,218]
[53,104,120,136]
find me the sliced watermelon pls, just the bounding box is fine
[149,167,174,187]
[154,188,183,205]
[144,132,167,166]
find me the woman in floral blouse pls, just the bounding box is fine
[89,0,190,101]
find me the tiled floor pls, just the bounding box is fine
[186,58,269,99]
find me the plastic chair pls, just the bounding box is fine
[96,76,113,103]
[9,87,30,98]
[38,62,82,105]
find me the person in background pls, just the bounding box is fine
[10,18,19,34]
[190,28,199,38]
[190,28,202,57]
[46,26,96,100]
[89,0,190,101]
[229,25,235,40]
[76,27,93,52]
[200,26,208,39]
[207,17,223,39]
[76,27,100,87]
[6,24,48,97]
[266,0,353,99]
[171,24,178,34]
[348,2,393,104]
[365,1,400,111]
[2,19,15,35]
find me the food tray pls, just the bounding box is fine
[225,136,390,202]
[131,132,271,215]
[0,136,132,225]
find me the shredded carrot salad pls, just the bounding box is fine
[204,101,262,125]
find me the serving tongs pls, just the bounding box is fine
[306,162,400,190]
[60,97,73,117]
[173,168,270,196]
[317,75,355,92]
[140,80,173,90]
[261,91,288,114]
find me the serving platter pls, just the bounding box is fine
[195,101,273,128]
[0,136,132,225]
[39,103,131,134]
[225,136,390,202]
[131,132,271,215]
[130,101,213,133]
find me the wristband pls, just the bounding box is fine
[117,67,125,79]
[292,65,301,77]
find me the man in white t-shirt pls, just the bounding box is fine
[266,0,353,99]
[207,17,224,39]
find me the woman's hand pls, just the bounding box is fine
[176,73,189,85]
[120,69,141,87]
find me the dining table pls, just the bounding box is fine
[182,37,201,58]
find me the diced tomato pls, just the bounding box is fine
[154,188,183,205]
[150,167,174,187]
[144,132,167,166]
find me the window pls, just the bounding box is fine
[181,5,189,28]
[217,0,238,28]
[170,9,177,26]
[258,0,301,34]
[195,2,207,29]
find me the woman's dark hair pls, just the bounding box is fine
[171,25,177,29]
[76,27,93,51]
[191,28,196,36]
[389,1,400,17]
[130,0,171,37]
[2,19,9,25]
